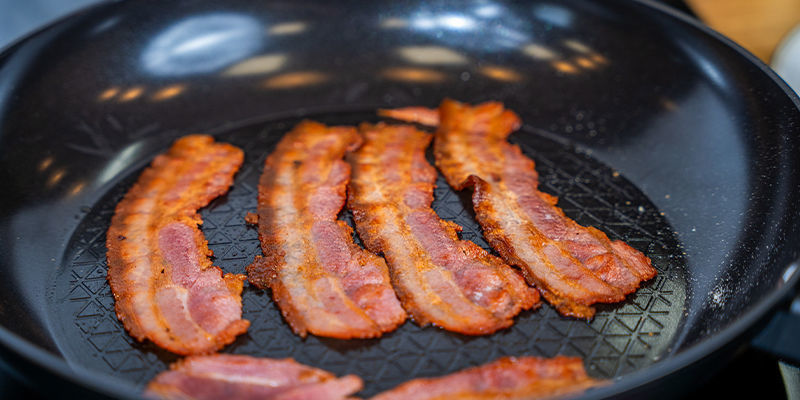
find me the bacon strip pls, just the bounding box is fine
[106,135,249,355]
[425,100,657,318]
[247,121,406,338]
[378,107,440,127]
[346,123,538,335]
[145,354,363,400]
[371,356,599,400]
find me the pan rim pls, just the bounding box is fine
[0,1,119,58]
[0,0,799,398]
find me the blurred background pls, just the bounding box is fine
[0,0,798,399]
[687,0,799,63]
[687,0,800,91]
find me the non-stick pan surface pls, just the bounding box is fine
[0,0,799,399]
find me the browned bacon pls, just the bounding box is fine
[346,123,539,335]
[106,135,249,355]
[145,354,363,400]
[247,121,406,338]
[371,356,599,400]
[429,100,657,318]
[378,107,440,127]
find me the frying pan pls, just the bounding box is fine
[1,0,799,398]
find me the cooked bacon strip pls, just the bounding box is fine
[371,356,599,400]
[106,135,249,355]
[346,123,538,335]
[145,354,363,400]
[378,107,439,127]
[247,120,406,338]
[428,100,657,318]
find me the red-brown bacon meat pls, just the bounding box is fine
[247,120,406,339]
[346,123,539,335]
[145,354,363,400]
[106,135,249,355]
[427,100,657,318]
[371,356,598,400]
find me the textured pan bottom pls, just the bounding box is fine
[48,112,687,396]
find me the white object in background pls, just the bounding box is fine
[772,24,800,95]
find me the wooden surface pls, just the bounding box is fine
[687,0,800,62]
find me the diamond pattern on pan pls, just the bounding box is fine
[49,114,687,396]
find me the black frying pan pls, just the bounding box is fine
[1,0,799,398]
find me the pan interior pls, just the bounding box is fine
[47,111,687,396]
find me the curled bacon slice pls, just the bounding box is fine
[426,100,657,318]
[347,123,539,335]
[106,135,249,355]
[371,356,599,400]
[247,120,406,339]
[145,354,363,400]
